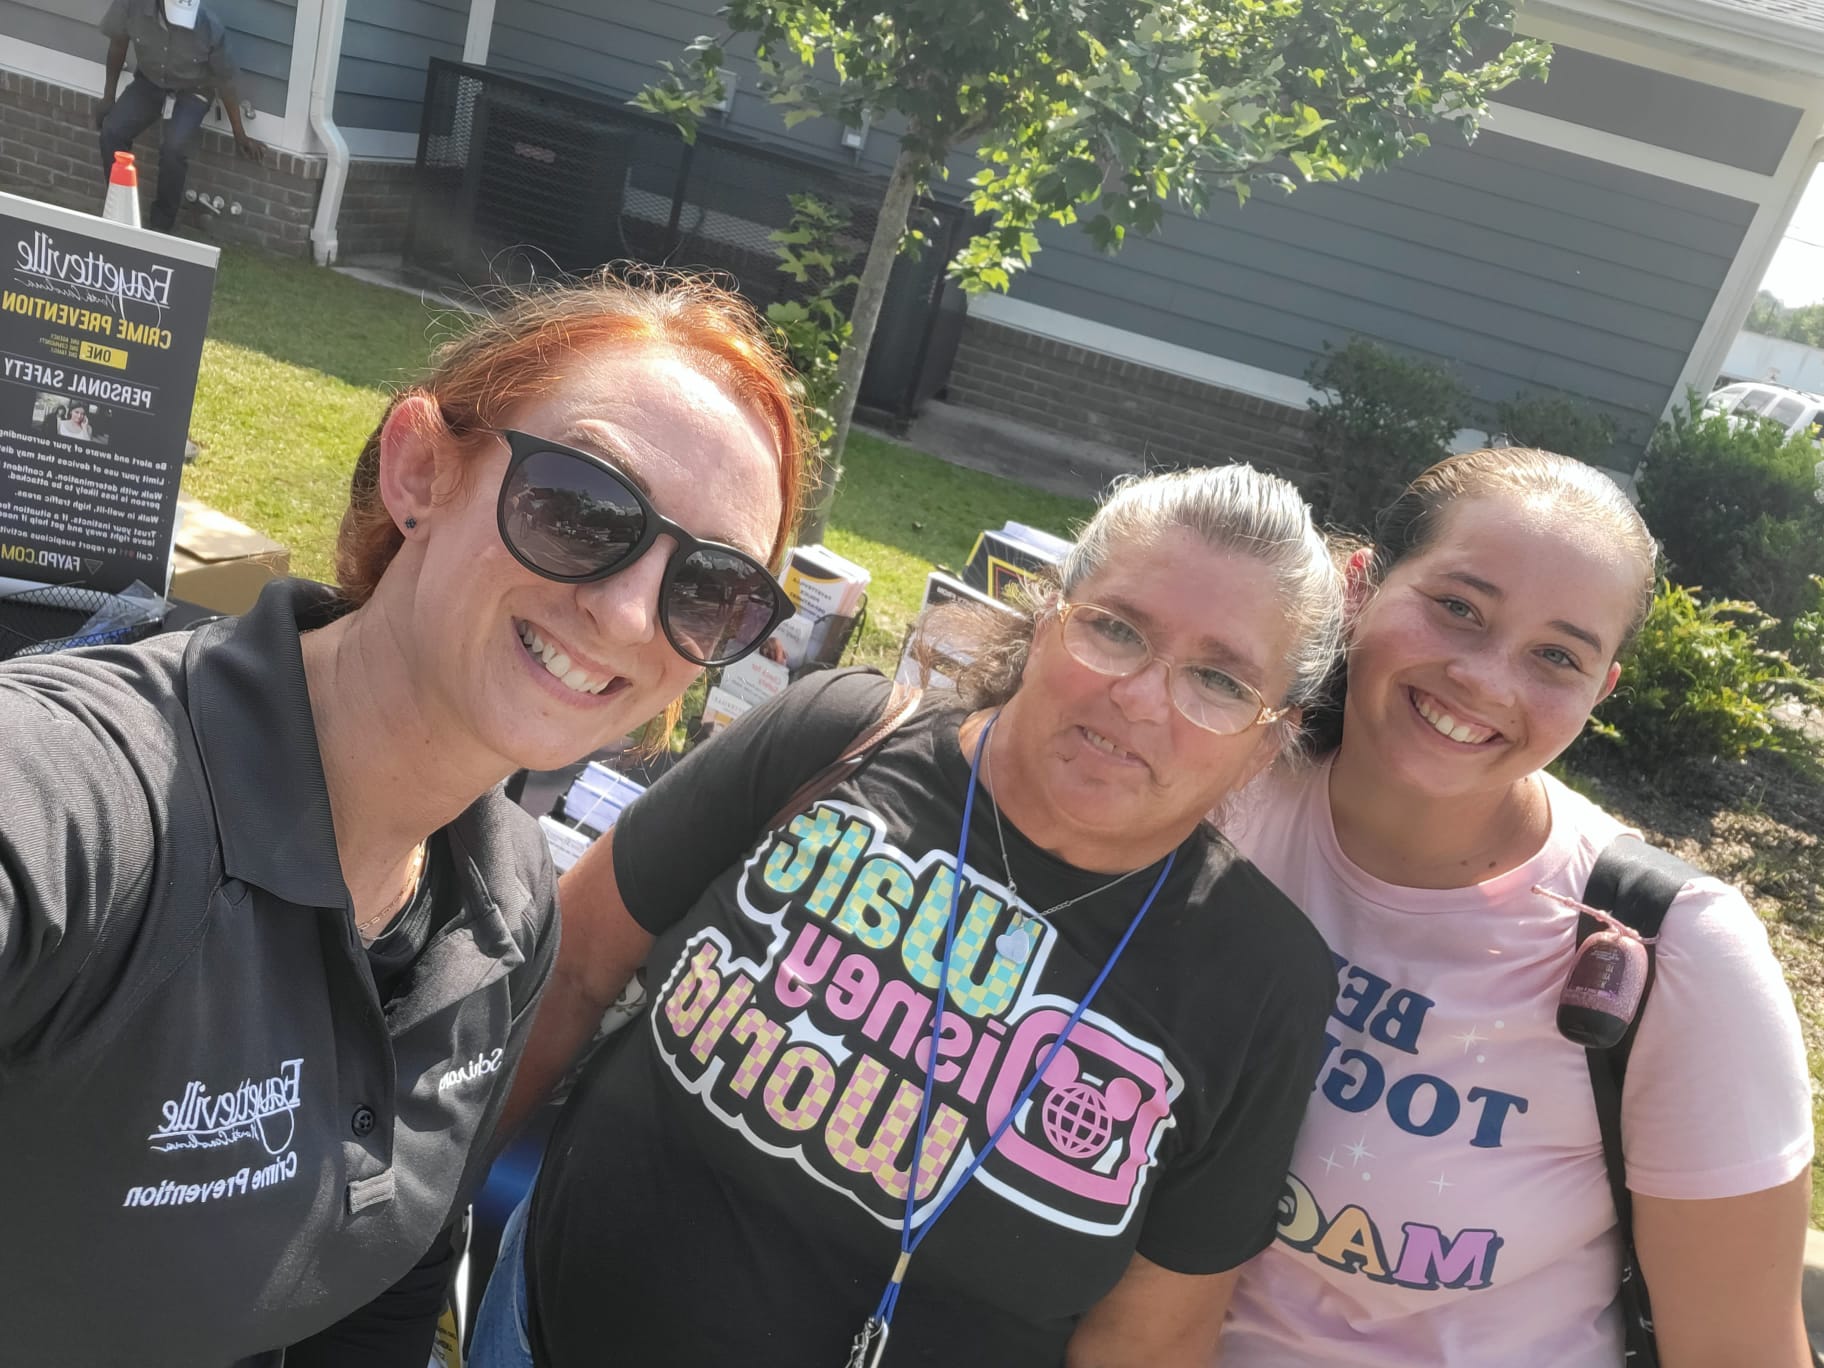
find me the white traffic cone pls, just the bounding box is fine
[103,151,141,228]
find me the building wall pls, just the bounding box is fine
[212,0,295,117]
[487,0,898,175]
[4,1,1809,468]
[0,0,102,68]
[1004,130,1757,455]
[949,319,1319,481]
[336,0,467,133]
[1723,330,1824,393]
[1492,45,1802,174]
[0,0,296,117]
[337,158,418,256]
[0,68,415,258]
[472,3,1796,462]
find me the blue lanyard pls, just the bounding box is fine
[853,712,1176,1362]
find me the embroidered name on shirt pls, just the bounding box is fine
[439,1046,506,1092]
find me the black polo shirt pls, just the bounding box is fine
[0,580,558,1367]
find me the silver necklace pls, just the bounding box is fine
[981,730,1144,964]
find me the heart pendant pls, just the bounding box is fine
[996,928,1032,964]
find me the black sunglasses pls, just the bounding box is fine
[492,429,792,667]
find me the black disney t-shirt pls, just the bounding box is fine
[527,670,1333,1368]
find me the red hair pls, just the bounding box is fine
[336,268,811,605]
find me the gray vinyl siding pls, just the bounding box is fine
[0,0,292,116]
[0,0,110,64]
[466,3,1768,447]
[487,0,896,174]
[1010,129,1755,446]
[335,0,466,132]
[1494,45,1801,174]
[200,0,293,116]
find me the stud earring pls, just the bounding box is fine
[403,517,418,530]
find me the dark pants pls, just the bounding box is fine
[99,73,210,231]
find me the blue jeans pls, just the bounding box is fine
[468,1192,536,1368]
[99,72,210,230]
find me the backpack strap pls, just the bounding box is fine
[762,680,923,833]
[1579,834,1699,1356]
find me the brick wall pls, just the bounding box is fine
[338,160,417,259]
[947,318,1320,485]
[0,71,416,260]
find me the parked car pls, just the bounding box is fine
[1704,381,1824,442]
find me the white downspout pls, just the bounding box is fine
[307,0,350,266]
[463,0,497,63]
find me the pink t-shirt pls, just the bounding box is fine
[1219,763,1813,1367]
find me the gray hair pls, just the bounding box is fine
[915,464,1345,751]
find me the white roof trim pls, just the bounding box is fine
[1552,0,1824,75]
[1481,102,1776,203]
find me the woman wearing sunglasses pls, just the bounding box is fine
[1217,448,1812,1367]
[0,271,805,1367]
[473,465,1345,1368]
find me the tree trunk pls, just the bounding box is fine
[795,141,922,545]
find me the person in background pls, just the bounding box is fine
[1219,447,1813,1367]
[97,0,264,233]
[0,271,806,1367]
[472,465,1346,1368]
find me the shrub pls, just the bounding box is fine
[1488,391,1618,464]
[766,194,859,457]
[1306,338,1468,532]
[1793,576,1824,679]
[1637,394,1824,629]
[1570,579,1821,778]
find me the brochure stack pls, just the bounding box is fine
[701,543,870,735]
[537,762,647,872]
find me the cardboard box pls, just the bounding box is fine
[169,494,290,615]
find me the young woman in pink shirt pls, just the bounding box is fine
[1220,447,1813,1367]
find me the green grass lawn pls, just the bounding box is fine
[826,441,1091,666]
[184,249,449,581]
[184,247,1089,650]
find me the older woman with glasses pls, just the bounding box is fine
[0,271,806,1368]
[475,465,1346,1368]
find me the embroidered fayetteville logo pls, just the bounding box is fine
[123,1059,307,1210]
[146,1059,303,1156]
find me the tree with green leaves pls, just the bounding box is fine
[639,0,1550,541]
[1745,288,1824,348]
